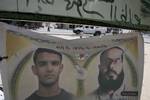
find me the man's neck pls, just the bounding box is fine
[37,83,61,97]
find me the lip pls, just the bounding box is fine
[108,70,118,75]
[45,74,55,78]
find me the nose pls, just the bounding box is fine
[109,61,115,69]
[46,63,53,71]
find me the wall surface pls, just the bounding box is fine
[0,0,150,30]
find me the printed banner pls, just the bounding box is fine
[0,23,144,100]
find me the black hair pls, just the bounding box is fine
[33,48,62,64]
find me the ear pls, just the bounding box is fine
[98,64,101,70]
[59,64,63,73]
[32,65,38,75]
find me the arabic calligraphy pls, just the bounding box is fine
[98,0,114,3]
[26,0,55,11]
[26,0,55,6]
[82,0,104,18]
[25,0,141,25]
[110,4,141,25]
[64,0,104,18]
[64,0,83,17]
[141,0,150,17]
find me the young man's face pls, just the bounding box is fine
[32,52,63,87]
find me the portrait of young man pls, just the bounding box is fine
[25,48,74,100]
[90,46,125,100]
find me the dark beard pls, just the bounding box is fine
[98,70,124,93]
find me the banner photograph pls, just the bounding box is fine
[0,23,144,100]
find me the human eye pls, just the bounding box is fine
[51,61,60,66]
[37,61,48,67]
[116,58,122,62]
[106,58,113,65]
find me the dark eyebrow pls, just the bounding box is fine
[33,48,62,64]
[107,57,121,63]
